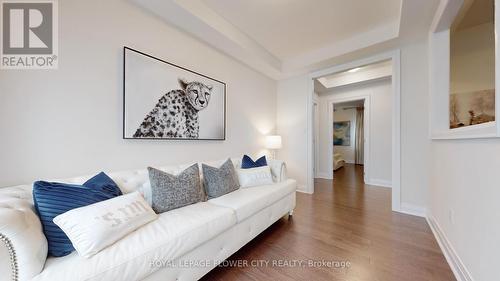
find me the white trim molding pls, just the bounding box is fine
[426,215,474,281]
[315,172,333,180]
[399,203,427,217]
[295,188,313,195]
[306,50,402,213]
[366,179,392,188]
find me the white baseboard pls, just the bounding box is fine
[398,202,427,217]
[365,178,392,188]
[296,189,313,194]
[426,215,474,281]
[315,172,333,179]
[296,185,313,194]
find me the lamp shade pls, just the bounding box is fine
[265,135,282,149]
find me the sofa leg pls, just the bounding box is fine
[288,210,294,219]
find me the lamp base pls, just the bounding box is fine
[271,150,276,160]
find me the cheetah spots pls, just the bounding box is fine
[133,129,142,138]
[135,88,203,139]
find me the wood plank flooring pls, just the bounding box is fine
[201,164,455,281]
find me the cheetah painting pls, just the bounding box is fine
[133,79,212,138]
[123,47,226,140]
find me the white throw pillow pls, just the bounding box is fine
[236,166,274,188]
[53,191,158,258]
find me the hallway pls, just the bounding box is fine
[201,164,455,280]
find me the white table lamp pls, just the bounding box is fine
[265,135,282,159]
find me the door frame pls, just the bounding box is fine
[329,95,370,182]
[313,99,320,178]
[306,50,402,212]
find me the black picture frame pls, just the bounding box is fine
[122,46,226,140]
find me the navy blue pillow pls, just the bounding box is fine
[82,172,122,197]
[33,172,122,257]
[241,155,268,169]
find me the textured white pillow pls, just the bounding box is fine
[236,166,274,188]
[53,191,158,258]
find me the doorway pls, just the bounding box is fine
[307,51,401,212]
[332,99,367,181]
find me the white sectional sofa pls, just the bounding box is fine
[0,158,296,281]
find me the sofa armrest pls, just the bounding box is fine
[267,159,287,182]
[0,192,47,281]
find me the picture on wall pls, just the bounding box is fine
[449,89,495,129]
[333,121,351,146]
[123,47,226,140]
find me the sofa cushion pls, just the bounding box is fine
[148,164,203,213]
[202,159,240,199]
[31,202,237,281]
[33,173,122,257]
[208,179,296,222]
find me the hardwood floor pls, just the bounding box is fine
[201,164,455,281]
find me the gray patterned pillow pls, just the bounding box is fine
[147,164,203,213]
[202,159,240,199]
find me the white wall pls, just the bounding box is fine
[276,39,431,208]
[427,13,499,281]
[429,140,500,281]
[318,79,392,185]
[450,22,495,94]
[0,0,277,187]
[399,41,432,210]
[276,76,310,190]
[332,107,357,164]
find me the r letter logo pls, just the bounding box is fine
[1,1,58,69]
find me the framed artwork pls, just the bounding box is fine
[450,89,495,129]
[123,47,226,140]
[333,121,351,146]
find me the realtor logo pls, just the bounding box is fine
[1,0,58,69]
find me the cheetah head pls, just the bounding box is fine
[179,78,213,111]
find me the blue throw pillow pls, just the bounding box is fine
[83,172,122,197]
[33,172,122,257]
[241,155,268,169]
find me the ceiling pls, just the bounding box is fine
[131,0,440,79]
[202,0,401,60]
